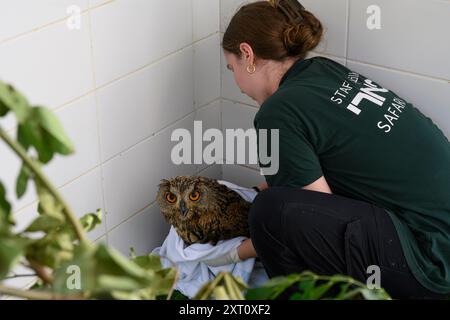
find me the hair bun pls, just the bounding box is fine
[283,9,323,57]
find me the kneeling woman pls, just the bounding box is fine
[222,0,450,299]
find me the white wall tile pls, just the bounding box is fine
[97,47,194,161]
[221,100,259,169]
[194,100,221,171]
[0,15,94,109]
[44,94,100,188]
[302,0,348,58]
[221,100,257,131]
[348,0,450,80]
[0,264,35,290]
[222,164,264,188]
[90,0,193,86]
[102,114,197,229]
[108,203,170,257]
[0,0,89,43]
[194,34,221,108]
[197,164,222,180]
[193,0,220,41]
[12,167,106,241]
[220,0,254,33]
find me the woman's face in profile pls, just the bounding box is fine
[224,50,259,102]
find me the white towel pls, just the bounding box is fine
[152,180,268,298]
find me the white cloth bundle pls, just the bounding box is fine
[152,180,268,298]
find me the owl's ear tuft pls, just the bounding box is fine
[158,179,170,188]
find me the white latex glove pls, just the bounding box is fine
[203,246,241,267]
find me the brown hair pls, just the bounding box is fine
[222,0,323,61]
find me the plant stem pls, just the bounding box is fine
[0,126,87,242]
[28,260,53,284]
[1,274,37,280]
[0,284,84,300]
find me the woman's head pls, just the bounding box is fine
[222,0,323,104]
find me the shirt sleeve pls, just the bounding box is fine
[255,114,323,188]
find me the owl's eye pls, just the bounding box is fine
[189,191,201,201]
[165,193,177,204]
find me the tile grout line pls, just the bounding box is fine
[86,4,110,244]
[345,0,350,67]
[221,98,259,109]
[100,97,222,165]
[347,58,450,83]
[219,0,224,180]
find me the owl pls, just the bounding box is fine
[156,176,251,245]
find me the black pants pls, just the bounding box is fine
[248,187,446,299]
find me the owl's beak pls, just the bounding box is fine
[179,200,188,216]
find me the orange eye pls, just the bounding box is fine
[166,193,177,204]
[189,191,200,201]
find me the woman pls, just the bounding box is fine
[220,0,450,299]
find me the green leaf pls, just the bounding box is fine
[16,164,32,199]
[297,278,316,299]
[0,81,30,123]
[0,181,14,229]
[25,215,64,233]
[360,288,391,300]
[131,254,162,271]
[18,115,53,163]
[26,232,74,268]
[95,245,151,280]
[0,99,8,117]
[246,274,300,300]
[52,241,97,294]
[308,280,335,299]
[52,243,177,299]
[97,275,143,291]
[35,180,65,221]
[17,106,75,164]
[80,209,102,233]
[0,235,28,279]
[35,107,74,156]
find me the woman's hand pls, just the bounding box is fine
[256,182,268,192]
[203,239,257,267]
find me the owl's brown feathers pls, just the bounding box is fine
[156,176,251,245]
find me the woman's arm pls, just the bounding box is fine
[237,238,257,260]
[302,176,333,194]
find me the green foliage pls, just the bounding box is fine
[245,271,391,300]
[0,181,13,229]
[0,81,30,122]
[194,272,248,300]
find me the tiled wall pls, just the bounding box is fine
[220,0,450,185]
[0,0,222,290]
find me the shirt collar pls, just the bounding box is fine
[278,57,310,87]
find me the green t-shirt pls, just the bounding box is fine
[254,56,450,294]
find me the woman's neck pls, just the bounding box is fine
[257,57,300,105]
